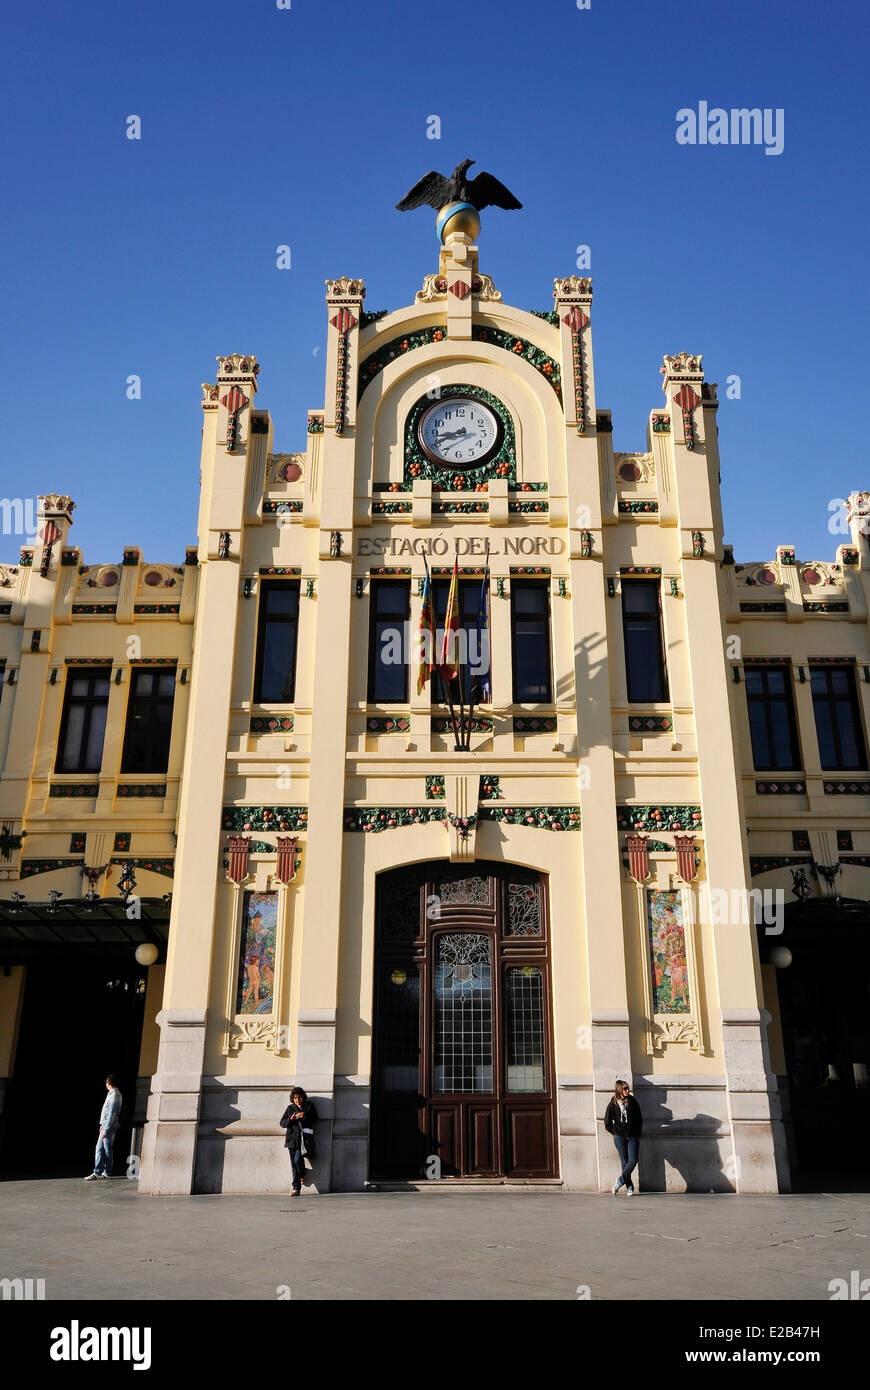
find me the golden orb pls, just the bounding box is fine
[436,201,481,243]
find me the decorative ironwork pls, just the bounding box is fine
[436,873,492,907]
[505,966,545,1091]
[507,878,542,937]
[791,868,813,902]
[434,933,493,1094]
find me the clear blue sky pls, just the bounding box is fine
[3,0,868,564]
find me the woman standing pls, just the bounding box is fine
[604,1079,643,1196]
[279,1087,318,1197]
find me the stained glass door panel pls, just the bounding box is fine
[371,862,557,1180]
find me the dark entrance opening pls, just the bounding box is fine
[761,896,870,1190]
[0,896,168,1179]
[370,861,557,1181]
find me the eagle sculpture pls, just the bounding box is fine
[396,159,522,213]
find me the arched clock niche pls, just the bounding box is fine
[403,385,516,489]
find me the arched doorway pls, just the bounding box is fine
[370,861,557,1181]
[761,896,870,1187]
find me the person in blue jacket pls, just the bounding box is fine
[84,1075,122,1180]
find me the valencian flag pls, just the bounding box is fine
[440,553,460,683]
[416,566,436,695]
[470,563,491,702]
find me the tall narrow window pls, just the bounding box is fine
[56,668,111,773]
[510,581,552,703]
[505,966,545,1092]
[744,665,801,770]
[432,577,491,703]
[810,665,867,770]
[254,581,300,703]
[368,581,410,703]
[621,580,668,703]
[121,669,176,774]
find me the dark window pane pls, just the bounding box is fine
[510,582,551,703]
[59,706,86,771]
[255,582,300,704]
[744,664,800,771]
[56,668,112,774]
[368,582,410,703]
[120,668,176,773]
[747,702,772,767]
[810,665,866,770]
[622,581,668,703]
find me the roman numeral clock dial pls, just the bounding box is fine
[417,397,502,467]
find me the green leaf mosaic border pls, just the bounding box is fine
[616,805,702,831]
[358,326,448,399]
[478,806,581,830]
[221,806,309,831]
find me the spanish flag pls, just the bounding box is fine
[416,566,436,694]
[440,553,460,683]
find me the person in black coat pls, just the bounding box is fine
[604,1079,643,1196]
[279,1087,318,1196]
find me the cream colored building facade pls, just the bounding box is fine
[2,217,869,1193]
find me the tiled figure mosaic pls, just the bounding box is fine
[236,890,278,1014]
[647,889,690,1014]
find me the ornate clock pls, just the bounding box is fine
[416,396,504,468]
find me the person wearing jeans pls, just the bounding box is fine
[85,1075,122,1180]
[604,1079,643,1196]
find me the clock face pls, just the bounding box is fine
[417,397,502,468]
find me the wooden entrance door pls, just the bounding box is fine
[370,862,557,1180]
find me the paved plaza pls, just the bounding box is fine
[1,1180,868,1300]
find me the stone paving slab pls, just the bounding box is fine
[0,1179,867,1300]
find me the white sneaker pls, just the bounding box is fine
[626,1187,635,1197]
[84,1173,99,1181]
[611,1179,622,1195]
[99,1173,110,1179]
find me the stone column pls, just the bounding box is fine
[139,356,258,1195]
[663,353,785,1192]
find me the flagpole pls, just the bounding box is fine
[438,546,462,752]
[464,541,490,751]
[452,542,467,751]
